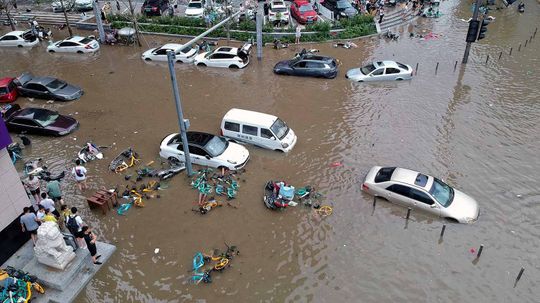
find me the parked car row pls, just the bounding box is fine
[0,31,100,54]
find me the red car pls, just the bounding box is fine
[0,77,18,103]
[290,0,318,24]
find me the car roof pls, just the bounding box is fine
[271,1,286,6]
[28,77,57,85]
[374,61,399,69]
[0,77,14,86]
[4,31,24,36]
[16,107,53,118]
[391,167,433,189]
[214,46,238,54]
[186,131,216,146]
[64,36,87,42]
[223,108,278,126]
[161,43,184,50]
[299,54,335,62]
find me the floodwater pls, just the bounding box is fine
[1,0,540,301]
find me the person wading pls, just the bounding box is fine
[20,207,40,245]
[72,160,88,191]
[25,174,42,203]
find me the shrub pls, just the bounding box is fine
[305,21,331,33]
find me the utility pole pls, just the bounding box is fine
[4,7,16,31]
[462,0,482,64]
[59,0,73,37]
[93,0,105,43]
[127,0,141,46]
[256,4,263,60]
[225,0,231,42]
[166,51,193,176]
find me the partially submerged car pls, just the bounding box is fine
[47,36,100,53]
[3,104,79,136]
[14,73,84,101]
[0,30,39,48]
[362,166,479,223]
[194,44,252,69]
[273,50,338,78]
[346,61,413,82]
[142,43,199,63]
[159,132,250,170]
[0,78,18,103]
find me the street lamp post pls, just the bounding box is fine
[166,51,193,176]
[462,0,482,64]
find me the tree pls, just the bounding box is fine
[0,0,17,31]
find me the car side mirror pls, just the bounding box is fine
[430,204,438,208]
[369,74,374,77]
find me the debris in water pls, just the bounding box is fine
[154,248,160,254]
[330,161,343,167]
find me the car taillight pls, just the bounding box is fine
[85,45,92,49]
[362,183,369,191]
[152,7,157,11]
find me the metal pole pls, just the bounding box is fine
[4,7,16,31]
[127,0,142,46]
[256,8,263,60]
[476,244,484,258]
[60,0,73,37]
[179,11,241,52]
[93,0,106,43]
[167,51,193,176]
[225,0,231,42]
[462,0,482,64]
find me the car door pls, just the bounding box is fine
[9,118,42,134]
[408,188,441,217]
[292,60,308,76]
[23,83,50,98]
[384,184,413,207]
[153,48,168,60]
[368,68,384,81]
[260,128,278,149]
[0,35,18,47]
[384,67,401,80]
[58,41,78,52]
[187,145,208,166]
[307,61,325,77]
[241,124,258,146]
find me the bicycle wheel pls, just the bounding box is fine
[316,206,333,216]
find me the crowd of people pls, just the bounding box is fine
[19,160,102,265]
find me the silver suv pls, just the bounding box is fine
[362,166,479,223]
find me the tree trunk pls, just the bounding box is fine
[4,7,16,31]
[60,0,73,37]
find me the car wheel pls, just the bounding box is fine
[274,149,285,153]
[396,78,403,81]
[444,217,459,223]
[77,50,83,54]
[229,65,239,69]
[49,50,55,53]
[197,63,207,67]
[145,58,151,61]
[357,80,363,82]
[17,45,23,48]
[168,157,181,166]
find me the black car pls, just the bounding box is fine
[273,50,338,79]
[141,0,169,16]
[3,104,79,136]
[321,0,358,19]
[14,73,83,101]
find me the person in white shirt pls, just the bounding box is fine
[39,193,60,217]
[71,160,88,191]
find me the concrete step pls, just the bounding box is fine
[380,15,416,31]
[0,12,84,25]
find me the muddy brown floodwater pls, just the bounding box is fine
[1,0,540,302]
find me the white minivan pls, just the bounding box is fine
[221,109,297,152]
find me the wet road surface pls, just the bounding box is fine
[1,0,540,301]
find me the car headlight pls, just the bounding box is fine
[227,160,237,164]
[281,143,289,148]
[463,217,476,223]
[340,12,346,16]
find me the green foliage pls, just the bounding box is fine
[235,20,256,31]
[338,15,374,28]
[305,21,331,33]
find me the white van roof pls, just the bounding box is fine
[223,108,278,127]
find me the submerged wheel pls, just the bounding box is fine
[144,58,151,61]
[17,45,23,48]
[77,50,83,54]
[197,63,206,67]
[229,65,239,69]
[48,49,55,53]
[396,78,403,81]
[168,157,181,165]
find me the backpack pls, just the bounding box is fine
[66,215,80,235]
[75,167,84,178]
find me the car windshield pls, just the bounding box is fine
[429,178,454,207]
[270,118,289,140]
[177,45,192,54]
[204,136,228,157]
[336,1,352,8]
[188,2,202,8]
[299,4,313,12]
[0,87,8,94]
[360,63,376,75]
[273,6,287,12]
[80,38,92,44]
[46,79,66,90]
[33,110,59,127]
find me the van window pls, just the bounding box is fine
[270,118,289,140]
[261,129,274,139]
[224,122,240,132]
[242,125,258,136]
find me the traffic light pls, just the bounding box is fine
[477,19,489,40]
[466,20,480,42]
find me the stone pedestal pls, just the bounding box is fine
[34,222,76,270]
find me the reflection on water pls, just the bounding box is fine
[1,0,540,301]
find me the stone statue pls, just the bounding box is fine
[34,221,76,270]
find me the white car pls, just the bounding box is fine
[159,132,250,171]
[47,36,100,53]
[52,0,74,12]
[142,43,199,63]
[0,31,39,48]
[185,0,204,18]
[346,61,413,82]
[194,44,252,69]
[362,166,480,223]
[74,0,93,11]
[268,1,289,25]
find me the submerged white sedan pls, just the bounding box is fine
[159,132,250,171]
[362,166,479,223]
[194,44,252,69]
[346,61,413,82]
[0,31,39,48]
[141,43,199,63]
[47,36,100,53]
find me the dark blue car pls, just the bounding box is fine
[273,51,338,79]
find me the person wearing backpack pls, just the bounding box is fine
[71,160,88,191]
[67,207,86,249]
